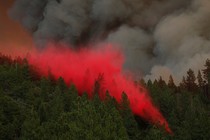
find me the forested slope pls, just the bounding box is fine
[0,54,209,140]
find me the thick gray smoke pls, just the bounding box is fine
[10,0,210,83]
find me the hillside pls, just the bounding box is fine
[0,54,209,140]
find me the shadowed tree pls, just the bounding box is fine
[158,76,166,88]
[186,69,197,92]
[202,59,210,84]
[202,59,210,99]
[168,75,176,89]
[119,93,140,139]
[179,76,187,90]
[197,70,204,88]
[147,79,152,88]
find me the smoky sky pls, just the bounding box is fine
[9,0,210,83]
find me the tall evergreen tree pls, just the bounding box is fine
[179,76,187,90]
[186,69,197,92]
[197,70,204,88]
[168,75,176,89]
[202,59,210,84]
[120,93,139,139]
[147,79,153,87]
[158,76,166,88]
[202,59,210,99]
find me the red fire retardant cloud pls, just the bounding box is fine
[27,43,172,133]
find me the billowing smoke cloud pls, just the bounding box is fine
[148,0,210,83]
[9,0,210,82]
[106,25,155,74]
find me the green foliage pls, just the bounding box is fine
[119,93,140,140]
[147,83,210,140]
[0,54,209,139]
[0,57,129,139]
[0,95,26,140]
[186,69,197,92]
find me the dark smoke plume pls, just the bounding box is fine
[10,0,210,82]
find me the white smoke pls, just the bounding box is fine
[146,0,210,83]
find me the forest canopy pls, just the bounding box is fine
[0,53,209,140]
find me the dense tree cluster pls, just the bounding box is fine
[0,54,209,140]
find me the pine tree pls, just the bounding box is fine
[93,73,104,98]
[168,75,176,89]
[202,59,210,99]
[153,79,158,86]
[147,79,152,87]
[57,77,67,93]
[179,76,187,90]
[119,93,139,139]
[186,69,197,92]
[158,76,166,88]
[202,59,210,84]
[197,70,203,88]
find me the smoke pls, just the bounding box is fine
[149,0,210,83]
[106,25,154,75]
[9,0,210,82]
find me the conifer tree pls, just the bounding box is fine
[179,76,187,90]
[186,69,197,92]
[202,59,210,84]
[154,79,158,86]
[202,59,210,99]
[147,79,152,87]
[120,93,139,139]
[158,76,166,88]
[197,70,203,88]
[168,75,176,89]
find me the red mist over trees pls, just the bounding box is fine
[26,43,172,133]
